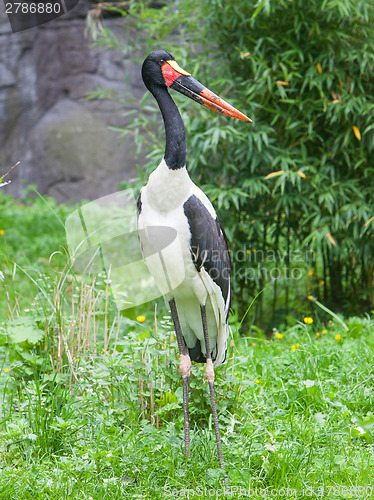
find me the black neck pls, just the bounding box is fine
[151,86,186,170]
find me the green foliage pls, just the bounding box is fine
[0,185,373,496]
[208,0,374,317]
[0,191,77,317]
[7,316,44,344]
[1,304,374,497]
[0,190,73,266]
[89,0,374,325]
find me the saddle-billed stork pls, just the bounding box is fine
[137,50,251,471]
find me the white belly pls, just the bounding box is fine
[138,201,208,305]
[139,200,222,352]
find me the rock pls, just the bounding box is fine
[0,0,147,202]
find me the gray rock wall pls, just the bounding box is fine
[0,1,146,202]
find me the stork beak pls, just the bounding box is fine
[162,60,252,122]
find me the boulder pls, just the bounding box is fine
[0,0,146,202]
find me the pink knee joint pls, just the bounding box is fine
[205,358,214,384]
[180,354,191,379]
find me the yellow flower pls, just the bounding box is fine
[307,295,314,301]
[319,280,325,285]
[322,329,327,334]
[304,317,313,325]
[316,332,320,337]
[255,379,260,384]
[136,315,146,323]
[275,333,283,339]
[335,334,342,341]
[3,368,9,372]
[230,341,235,347]
[0,229,5,235]
[291,345,296,352]
[234,372,238,376]
[246,249,250,254]
[308,270,314,276]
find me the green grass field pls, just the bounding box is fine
[1,310,373,499]
[1,192,374,499]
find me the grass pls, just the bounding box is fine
[1,295,374,499]
[1,192,374,499]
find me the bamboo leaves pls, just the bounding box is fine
[96,0,374,318]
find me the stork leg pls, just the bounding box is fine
[200,304,225,472]
[169,298,191,460]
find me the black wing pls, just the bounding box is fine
[183,194,231,315]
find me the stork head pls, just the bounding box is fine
[141,50,178,90]
[142,50,251,122]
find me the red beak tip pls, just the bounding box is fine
[238,113,252,122]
